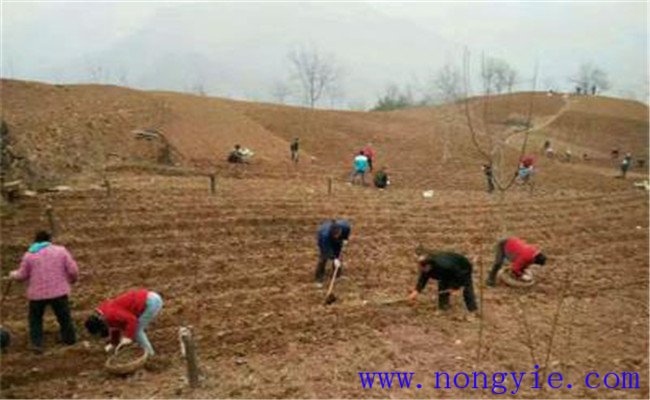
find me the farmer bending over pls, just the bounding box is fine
[486,237,547,287]
[407,246,478,313]
[85,289,163,356]
[315,219,351,288]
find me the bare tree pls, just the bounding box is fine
[191,82,207,96]
[288,46,340,108]
[481,56,518,94]
[116,66,129,86]
[572,63,611,94]
[271,80,292,104]
[433,63,462,103]
[325,80,346,108]
[371,84,414,111]
[505,68,518,93]
[464,49,539,191]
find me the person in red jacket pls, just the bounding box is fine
[486,237,547,287]
[362,143,376,172]
[84,289,163,356]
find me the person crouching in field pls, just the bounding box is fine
[486,237,547,287]
[85,289,163,356]
[315,219,351,288]
[407,246,478,313]
[373,166,390,189]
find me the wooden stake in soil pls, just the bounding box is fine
[179,326,201,388]
[1,279,13,304]
[45,205,56,236]
[475,255,484,368]
[103,177,112,197]
[327,177,332,195]
[209,174,216,195]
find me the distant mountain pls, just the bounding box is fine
[4,3,461,108]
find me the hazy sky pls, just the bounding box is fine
[1,1,647,108]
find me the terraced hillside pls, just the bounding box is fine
[0,81,648,398]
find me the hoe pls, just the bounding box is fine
[323,260,341,305]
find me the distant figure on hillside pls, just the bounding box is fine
[543,140,551,152]
[0,327,10,352]
[407,246,478,314]
[228,144,253,164]
[517,155,535,182]
[228,144,245,163]
[637,159,645,169]
[620,153,632,178]
[482,164,495,193]
[545,146,555,159]
[564,149,573,163]
[576,86,582,95]
[5,230,78,354]
[486,237,547,287]
[373,166,390,189]
[611,148,620,159]
[315,219,351,288]
[362,143,376,172]
[290,138,300,163]
[85,289,163,356]
[582,153,590,161]
[591,85,597,95]
[350,151,369,186]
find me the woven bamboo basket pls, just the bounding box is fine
[497,267,535,288]
[105,346,149,375]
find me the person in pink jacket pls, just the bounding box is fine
[6,231,78,353]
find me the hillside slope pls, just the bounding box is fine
[1,79,647,190]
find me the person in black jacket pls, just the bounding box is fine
[482,164,494,193]
[290,138,300,163]
[407,246,478,312]
[0,327,10,352]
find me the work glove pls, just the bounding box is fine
[114,337,133,354]
[333,259,342,269]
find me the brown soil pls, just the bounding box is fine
[0,80,648,398]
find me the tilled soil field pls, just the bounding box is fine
[1,169,648,398]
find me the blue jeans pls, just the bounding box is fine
[136,292,163,355]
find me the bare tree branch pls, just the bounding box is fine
[288,46,340,108]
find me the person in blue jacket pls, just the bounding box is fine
[315,219,351,287]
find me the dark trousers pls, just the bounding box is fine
[29,295,76,348]
[486,176,495,193]
[314,254,342,283]
[438,275,478,312]
[487,239,508,285]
